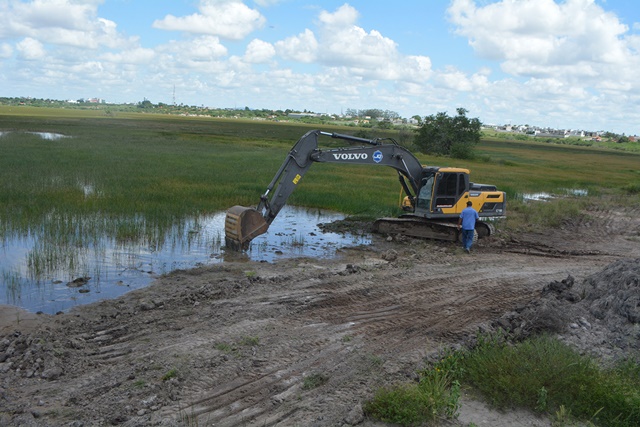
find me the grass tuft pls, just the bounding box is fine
[302,372,329,390]
[364,349,462,425]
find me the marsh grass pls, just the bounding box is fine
[1,108,639,281]
[503,197,589,233]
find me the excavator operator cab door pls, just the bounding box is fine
[415,172,435,212]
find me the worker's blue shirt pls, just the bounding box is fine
[460,207,479,230]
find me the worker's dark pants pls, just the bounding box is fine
[461,229,474,251]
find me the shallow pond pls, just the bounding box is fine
[1,206,370,315]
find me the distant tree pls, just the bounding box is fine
[414,108,481,159]
[411,115,423,126]
[383,110,400,121]
[376,119,393,129]
[362,108,384,119]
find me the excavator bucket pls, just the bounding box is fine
[224,206,269,251]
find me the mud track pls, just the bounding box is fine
[1,203,639,426]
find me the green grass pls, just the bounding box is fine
[161,368,178,381]
[365,334,640,427]
[1,107,638,231]
[302,372,329,390]
[461,334,640,427]
[364,349,462,425]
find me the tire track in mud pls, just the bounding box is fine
[157,254,588,426]
[158,321,362,426]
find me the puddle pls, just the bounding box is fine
[521,188,588,202]
[29,131,69,140]
[0,206,370,315]
[0,131,69,140]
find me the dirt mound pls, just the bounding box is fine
[583,258,640,324]
[493,258,640,363]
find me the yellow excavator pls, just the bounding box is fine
[225,130,506,250]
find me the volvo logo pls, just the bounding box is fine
[332,153,368,160]
[373,150,383,163]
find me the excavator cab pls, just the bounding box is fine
[412,168,470,217]
[406,167,504,214]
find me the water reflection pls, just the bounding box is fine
[0,131,69,140]
[28,132,68,140]
[521,188,588,202]
[1,206,370,314]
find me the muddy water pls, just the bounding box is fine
[0,206,370,315]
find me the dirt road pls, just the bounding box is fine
[1,203,639,426]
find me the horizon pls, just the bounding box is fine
[6,95,635,136]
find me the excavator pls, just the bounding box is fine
[225,129,506,250]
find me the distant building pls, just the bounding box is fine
[287,112,320,118]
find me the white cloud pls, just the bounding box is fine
[447,0,632,73]
[273,4,432,84]
[244,39,275,63]
[435,66,479,92]
[100,47,156,65]
[16,37,45,60]
[152,0,266,40]
[275,29,318,63]
[1,0,136,49]
[316,4,398,68]
[151,36,231,77]
[0,43,13,58]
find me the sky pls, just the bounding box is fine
[1,0,639,135]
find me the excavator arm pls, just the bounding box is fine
[225,129,424,250]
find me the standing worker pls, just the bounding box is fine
[458,201,479,253]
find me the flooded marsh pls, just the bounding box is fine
[2,110,638,315]
[1,206,369,315]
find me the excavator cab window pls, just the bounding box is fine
[434,172,467,208]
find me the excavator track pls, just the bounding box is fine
[373,217,460,241]
[372,217,494,242]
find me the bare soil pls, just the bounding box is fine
[1,203,640,427]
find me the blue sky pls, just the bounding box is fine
[1,0,639,134]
